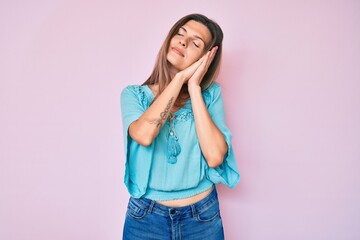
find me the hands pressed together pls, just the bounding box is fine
[176,46,218,88]
[127,46,220,148]
[174,45,227,168]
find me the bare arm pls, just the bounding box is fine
[128,74,185,146]
[188,84,228,168]
[128,56,206,146]
[187,46,228,168]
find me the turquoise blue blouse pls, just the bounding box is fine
[120,82,240,200]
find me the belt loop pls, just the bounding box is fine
[147,200,155,214]
[191,204,197,218]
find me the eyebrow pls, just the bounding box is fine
[180,26,205,44]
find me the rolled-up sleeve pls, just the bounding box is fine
[205,83,240,188]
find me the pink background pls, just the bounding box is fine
[1,0,359,239]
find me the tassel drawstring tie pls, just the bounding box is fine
[167,114,181,164]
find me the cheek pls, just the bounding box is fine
[188,51,204,64]
[171,36,180,46]
[168,38,176,51]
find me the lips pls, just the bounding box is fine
[172,47,184,57]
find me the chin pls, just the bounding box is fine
[167,56,183,71]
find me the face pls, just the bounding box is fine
[166,20,212,71]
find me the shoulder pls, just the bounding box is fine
[121,84,149,98]
[203,81,222,95]
[120,84,151,108]
[121,84,142,94]
[202,82,223,104]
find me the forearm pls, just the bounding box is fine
[129,74,185,146]
[188,84,228,168]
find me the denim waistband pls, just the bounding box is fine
[129,186,218,218]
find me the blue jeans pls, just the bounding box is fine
[123,186,224,240]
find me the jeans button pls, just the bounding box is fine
[170,209,176,214]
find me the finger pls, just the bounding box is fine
[199,52,211,69]
[191,56,205,69]
[192,53,209,73]
[211,46,218,59]
[203,49,215,69]
[185,55,206,78]
[204,50,212,63]
[206,47,218,68]
[210,47,218,60]
[194,48,215,74]
[198,51,209,63]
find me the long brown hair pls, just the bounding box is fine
[142,13,224,108]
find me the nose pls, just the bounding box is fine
[179,39,186,47]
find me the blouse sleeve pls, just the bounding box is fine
[120,85,153,197]
[205,83,240,188]
[121,86,145,134]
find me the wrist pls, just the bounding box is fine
[188,83,201,94]
[175,72,187,84]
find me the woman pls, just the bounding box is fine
[120,13,240,240]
